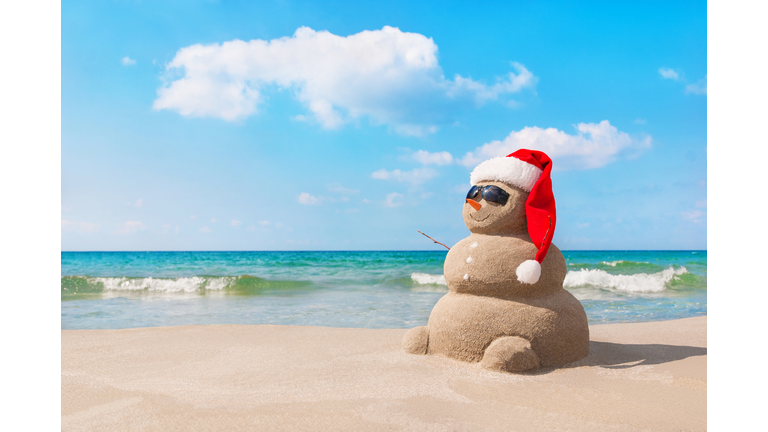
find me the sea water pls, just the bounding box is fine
[61,250,706,330]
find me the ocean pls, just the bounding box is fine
[61,250,707,330]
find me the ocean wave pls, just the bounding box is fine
[410,273,447,286]
[61,275,312,296]
[564,266,688,293]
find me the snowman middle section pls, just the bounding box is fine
[427,233,588,367]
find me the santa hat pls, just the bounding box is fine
[469,149,556,285]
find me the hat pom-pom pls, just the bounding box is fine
[516,260,541,285]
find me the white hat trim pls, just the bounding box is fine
[469,156,543,192]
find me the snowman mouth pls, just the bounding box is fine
[470,213,490,222]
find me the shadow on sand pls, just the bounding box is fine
[527,341,707,376]
[580,341,707,369]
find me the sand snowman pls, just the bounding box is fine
[403,149,589,372]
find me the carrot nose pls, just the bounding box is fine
[466,199,482,211]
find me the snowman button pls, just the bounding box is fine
[463,274,470,281]
[470,242,479,248]
[466,256,473,264]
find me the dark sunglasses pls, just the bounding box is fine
[466,185,509,205]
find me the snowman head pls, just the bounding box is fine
[466,150,557,284]
[462,181,528,235]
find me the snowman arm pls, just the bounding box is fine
[417,230,451,250]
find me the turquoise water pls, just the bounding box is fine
[61,250,706,329]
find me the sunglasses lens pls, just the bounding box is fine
[466,185,480,200]
[482,186,509,205]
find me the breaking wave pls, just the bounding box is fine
[61,275,312,297]
[410,273,447,286]
[564,266,688,293]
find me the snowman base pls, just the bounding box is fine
[480,336,541,372]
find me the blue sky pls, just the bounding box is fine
[61,0,707,251]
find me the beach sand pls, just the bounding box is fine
[62,316,706,431]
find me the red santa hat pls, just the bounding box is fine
[469,149,556,285]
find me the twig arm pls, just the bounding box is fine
[417,230,451,250]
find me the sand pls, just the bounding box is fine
[62,316,706,431]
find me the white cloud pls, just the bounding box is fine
[384,192,404,207]
[327,183,359,194]
[413,150,453,165]
[135,199,143,208]
[210,218,217,223]
[459,120,651,170]
[163,224,181,234]
[685,76,707,95]
[115,221,145,234]
[121,56,136,66]
[231,219,242,227]
[190,215,197,220]
[62,220,100,233]
[658,67,679,80]
[153,26,536,134]
[259,220,271,226]
[681,210,705,223]
[298,192,321,205]
[199,226,212,233]
[371,167,438,185]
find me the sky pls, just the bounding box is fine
[61,0,707,251]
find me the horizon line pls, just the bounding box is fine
[61,249,708,253]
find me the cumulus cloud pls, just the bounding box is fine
[327,183,359,194]
[371,167,438,185]
[685,76,707,95]
[62,220,100,233]
[231,219,242,227]
[115,221,145,234]
[384,192,404,207]
[658,67,679,80]
[121,56,136,66]
[412,150,453,165]
[459,120,651,170]
[681,210,705,223]
[298,192,321,205]
[153,26,536,135]
[199,226,212,233]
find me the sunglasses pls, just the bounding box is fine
[466,185,509,205]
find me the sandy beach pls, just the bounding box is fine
[62,316,706,431]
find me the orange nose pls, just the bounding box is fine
[466,199,482,211]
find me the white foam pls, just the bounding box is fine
[600,260,624,267]
[93,277,235,292]
[410,273,447,286]
[563,266,687,293]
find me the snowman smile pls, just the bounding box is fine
[470,213,491,222]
